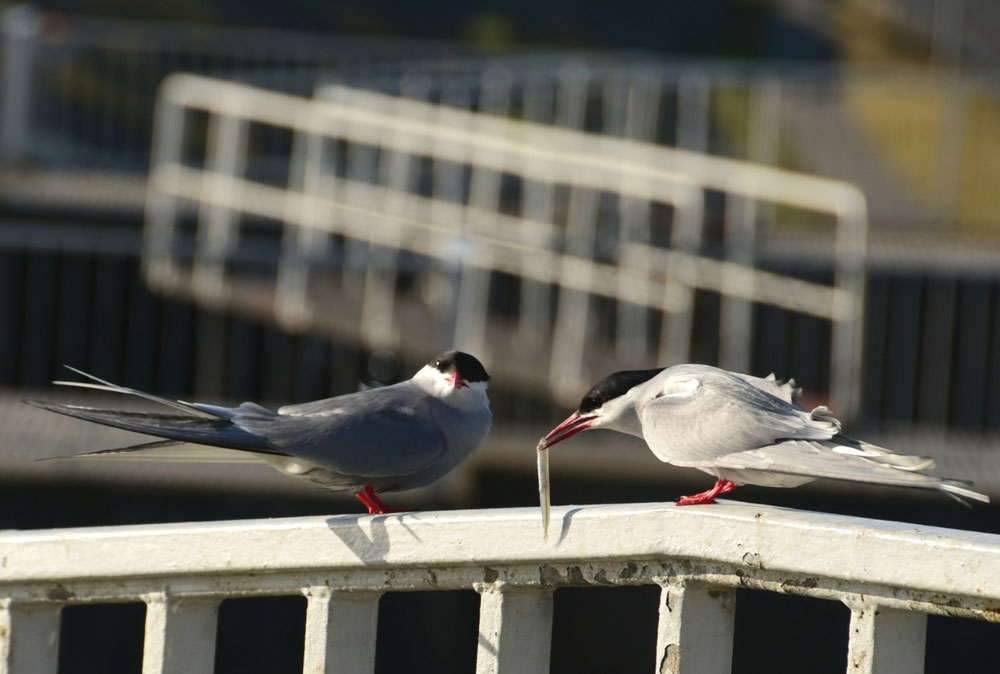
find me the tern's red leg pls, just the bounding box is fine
[675,479,739,506]
[354,485,408,514]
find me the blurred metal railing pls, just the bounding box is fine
[3,5,998,229]
[2,503,999,673]
[144,74,867,414]
[323,59,1000,232]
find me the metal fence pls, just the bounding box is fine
[2,503,998,673]
[143,74,867,414]
[322,57,1000,233]
[4,6,999,232]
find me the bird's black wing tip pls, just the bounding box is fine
[36,439,182,462]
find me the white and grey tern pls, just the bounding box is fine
[537,364,987,537]
[28,351,491,514]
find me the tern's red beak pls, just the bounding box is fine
[445,372,468,389]
[539,411,596,449]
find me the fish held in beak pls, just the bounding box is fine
[536,411,595,539]
[537,437,551,539]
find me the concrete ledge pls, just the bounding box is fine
[1,502,998,607]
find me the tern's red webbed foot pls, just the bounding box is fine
[355,485,410,514]
[675,479,738,506]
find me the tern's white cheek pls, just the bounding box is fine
[441,381,490,410]
[592,396,644,437]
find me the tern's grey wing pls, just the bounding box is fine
[638,366,839,466]
[706,438,987,502]
[236,384,447,479]
[708,439,930,484]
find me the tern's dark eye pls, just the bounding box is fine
[579,393,601,414]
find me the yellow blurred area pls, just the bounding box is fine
[834,1,1000,234]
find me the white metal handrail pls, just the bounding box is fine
[145,74,867,414]
[2,503,998,673]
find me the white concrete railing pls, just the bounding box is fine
[2,503,998,673]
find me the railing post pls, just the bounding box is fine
[144,86,189,293]
[192,113,249,305]
[846,604,926,674]
[655,581,734,674]
[475,584,554,674]
[302,587,381,674]
[142,592,220,674]
[0,599,61,674]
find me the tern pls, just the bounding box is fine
[536,364,987,537]
[27,350,491,514]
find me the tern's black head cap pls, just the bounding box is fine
[429,350,490,383]
[578,368,663,413]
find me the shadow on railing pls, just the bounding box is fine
[2,502,998,673]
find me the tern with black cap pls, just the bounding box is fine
[537,363,987,537]
[27,350,492,514]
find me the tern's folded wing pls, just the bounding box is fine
[707,439,988,502]
[238,393,447,478]
[639,368,839,466]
